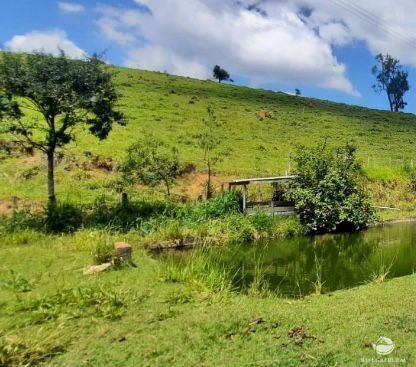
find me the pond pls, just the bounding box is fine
[158,222,416,297]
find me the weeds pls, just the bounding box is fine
[13,286,129,325]
[159,249,233,298]
[1,270,34,293]
[0,334,65,367]
[370,257,395,284]
[92,237,117,265]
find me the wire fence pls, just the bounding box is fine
[270,155,416,176]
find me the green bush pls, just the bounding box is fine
[0,211,43,233]
[184,191,242,221]
[287,142,375,233]
[227,216,256,244]
[249,212,274,233]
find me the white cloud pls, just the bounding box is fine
[98,0,416,94]
[5,30,85,59]
[96,17,137,46]
[296,0,416,65]
[125,45,210,79]
[96,0,358,95]
[58,2,85,13]
[319,22,352,47]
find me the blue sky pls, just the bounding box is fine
[1,0,415,113]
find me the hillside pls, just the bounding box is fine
[1,65,416,205]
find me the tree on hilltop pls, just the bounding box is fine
[372,54,410,112]
[213,65,231,83]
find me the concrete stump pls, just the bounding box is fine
[114,242,132,262]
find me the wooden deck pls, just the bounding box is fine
[246,206,296,216]
[228,176,297,216]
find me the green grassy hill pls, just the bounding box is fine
[1,65,416,205]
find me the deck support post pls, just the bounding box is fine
[242,185,248,212]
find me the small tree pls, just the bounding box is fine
[372,54,410,112]
[0,51,124,204]
[213,65,231,83]
[196,106,223,199]
[120,136,180,196]
[286,142,375,234]
[295,88,301,96]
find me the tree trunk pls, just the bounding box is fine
[387,93,394,112]
[47,150,56,205]
[206,159,213,199]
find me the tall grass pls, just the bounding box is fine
[159,248,233,298]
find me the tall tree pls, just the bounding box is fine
[372,54,410,112]
[0,52,125,204]
[213,65,231,83]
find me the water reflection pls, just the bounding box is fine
[159,222,416,297]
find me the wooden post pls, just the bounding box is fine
[121,192,128,208]
[242,185,248,212]
[12,196,18,211]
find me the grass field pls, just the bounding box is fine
[1,66,416,209]
[1,64,416,366]
[1,231,415,366]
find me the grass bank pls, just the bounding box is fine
[0,231,415,366]
[0,192,303,251]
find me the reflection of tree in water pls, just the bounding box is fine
[213,227,398,296]
[161,223,416,298]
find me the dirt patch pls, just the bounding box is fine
[176,172,232,200]
[288,326,323,346]
[0,200,15,215]
[0,198,42,216]
[258,109,271,120]
[83,155,115,172]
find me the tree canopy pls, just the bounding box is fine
[0,51,125,203]
[120,136,180,196]
[372,53,410,112]
[213,65,231,83]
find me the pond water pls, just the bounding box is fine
[159,222,416,297]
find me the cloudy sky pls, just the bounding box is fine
[1,0,416,112]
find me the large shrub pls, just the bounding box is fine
[287,142,375,233]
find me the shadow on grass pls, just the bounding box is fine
[0,191,243,234]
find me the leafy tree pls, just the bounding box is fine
[213,65,231,83]
[0,51,124,204]
[120,136,180,196]
[196,106,223,199]
[372,54,410,112]
[286,142,375,234]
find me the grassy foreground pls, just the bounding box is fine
[1,231,415,366]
